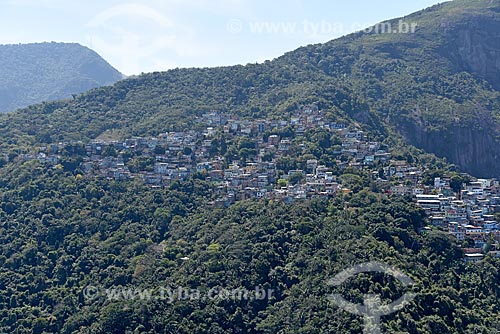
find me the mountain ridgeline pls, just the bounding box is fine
[1,1,499,178]
[279,0,500,178]
[0,42,123,113]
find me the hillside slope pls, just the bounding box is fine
[0,1,498,177]
[0,42,123,113]
[0,2,500,333]
[280,0,500,177]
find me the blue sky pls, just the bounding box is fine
[0,0,445,75]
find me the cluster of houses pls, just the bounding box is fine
[27,107,500,261]
[372,153,500,261]
[344,148,500,261]
[411,176,500,262]
[28,107,397,205]
[200,105,339,136]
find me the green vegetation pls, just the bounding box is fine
[0,104,491,333]
[279,0,500,177]
[0,42,123,113]
[0,159,499,333]
[0,1,499,333]
[2,0,500,176]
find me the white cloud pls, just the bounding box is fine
[85,2,218,74]
[0,0,258,74]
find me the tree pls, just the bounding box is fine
[450,173,470,193]
[289,172,305,185]
[277,179,288,188]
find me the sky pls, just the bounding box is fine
[0,0,445,75]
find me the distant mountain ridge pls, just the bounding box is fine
[0,42,123,113]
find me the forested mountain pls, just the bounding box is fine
[0,42,123,113]
[279,0,500,178]
[0,1,500,333]
[1,1,499,177]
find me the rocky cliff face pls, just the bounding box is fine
[399,115,500,178]
[401,13,500,178]
[442,16,500,90]
[312,2,500,179]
